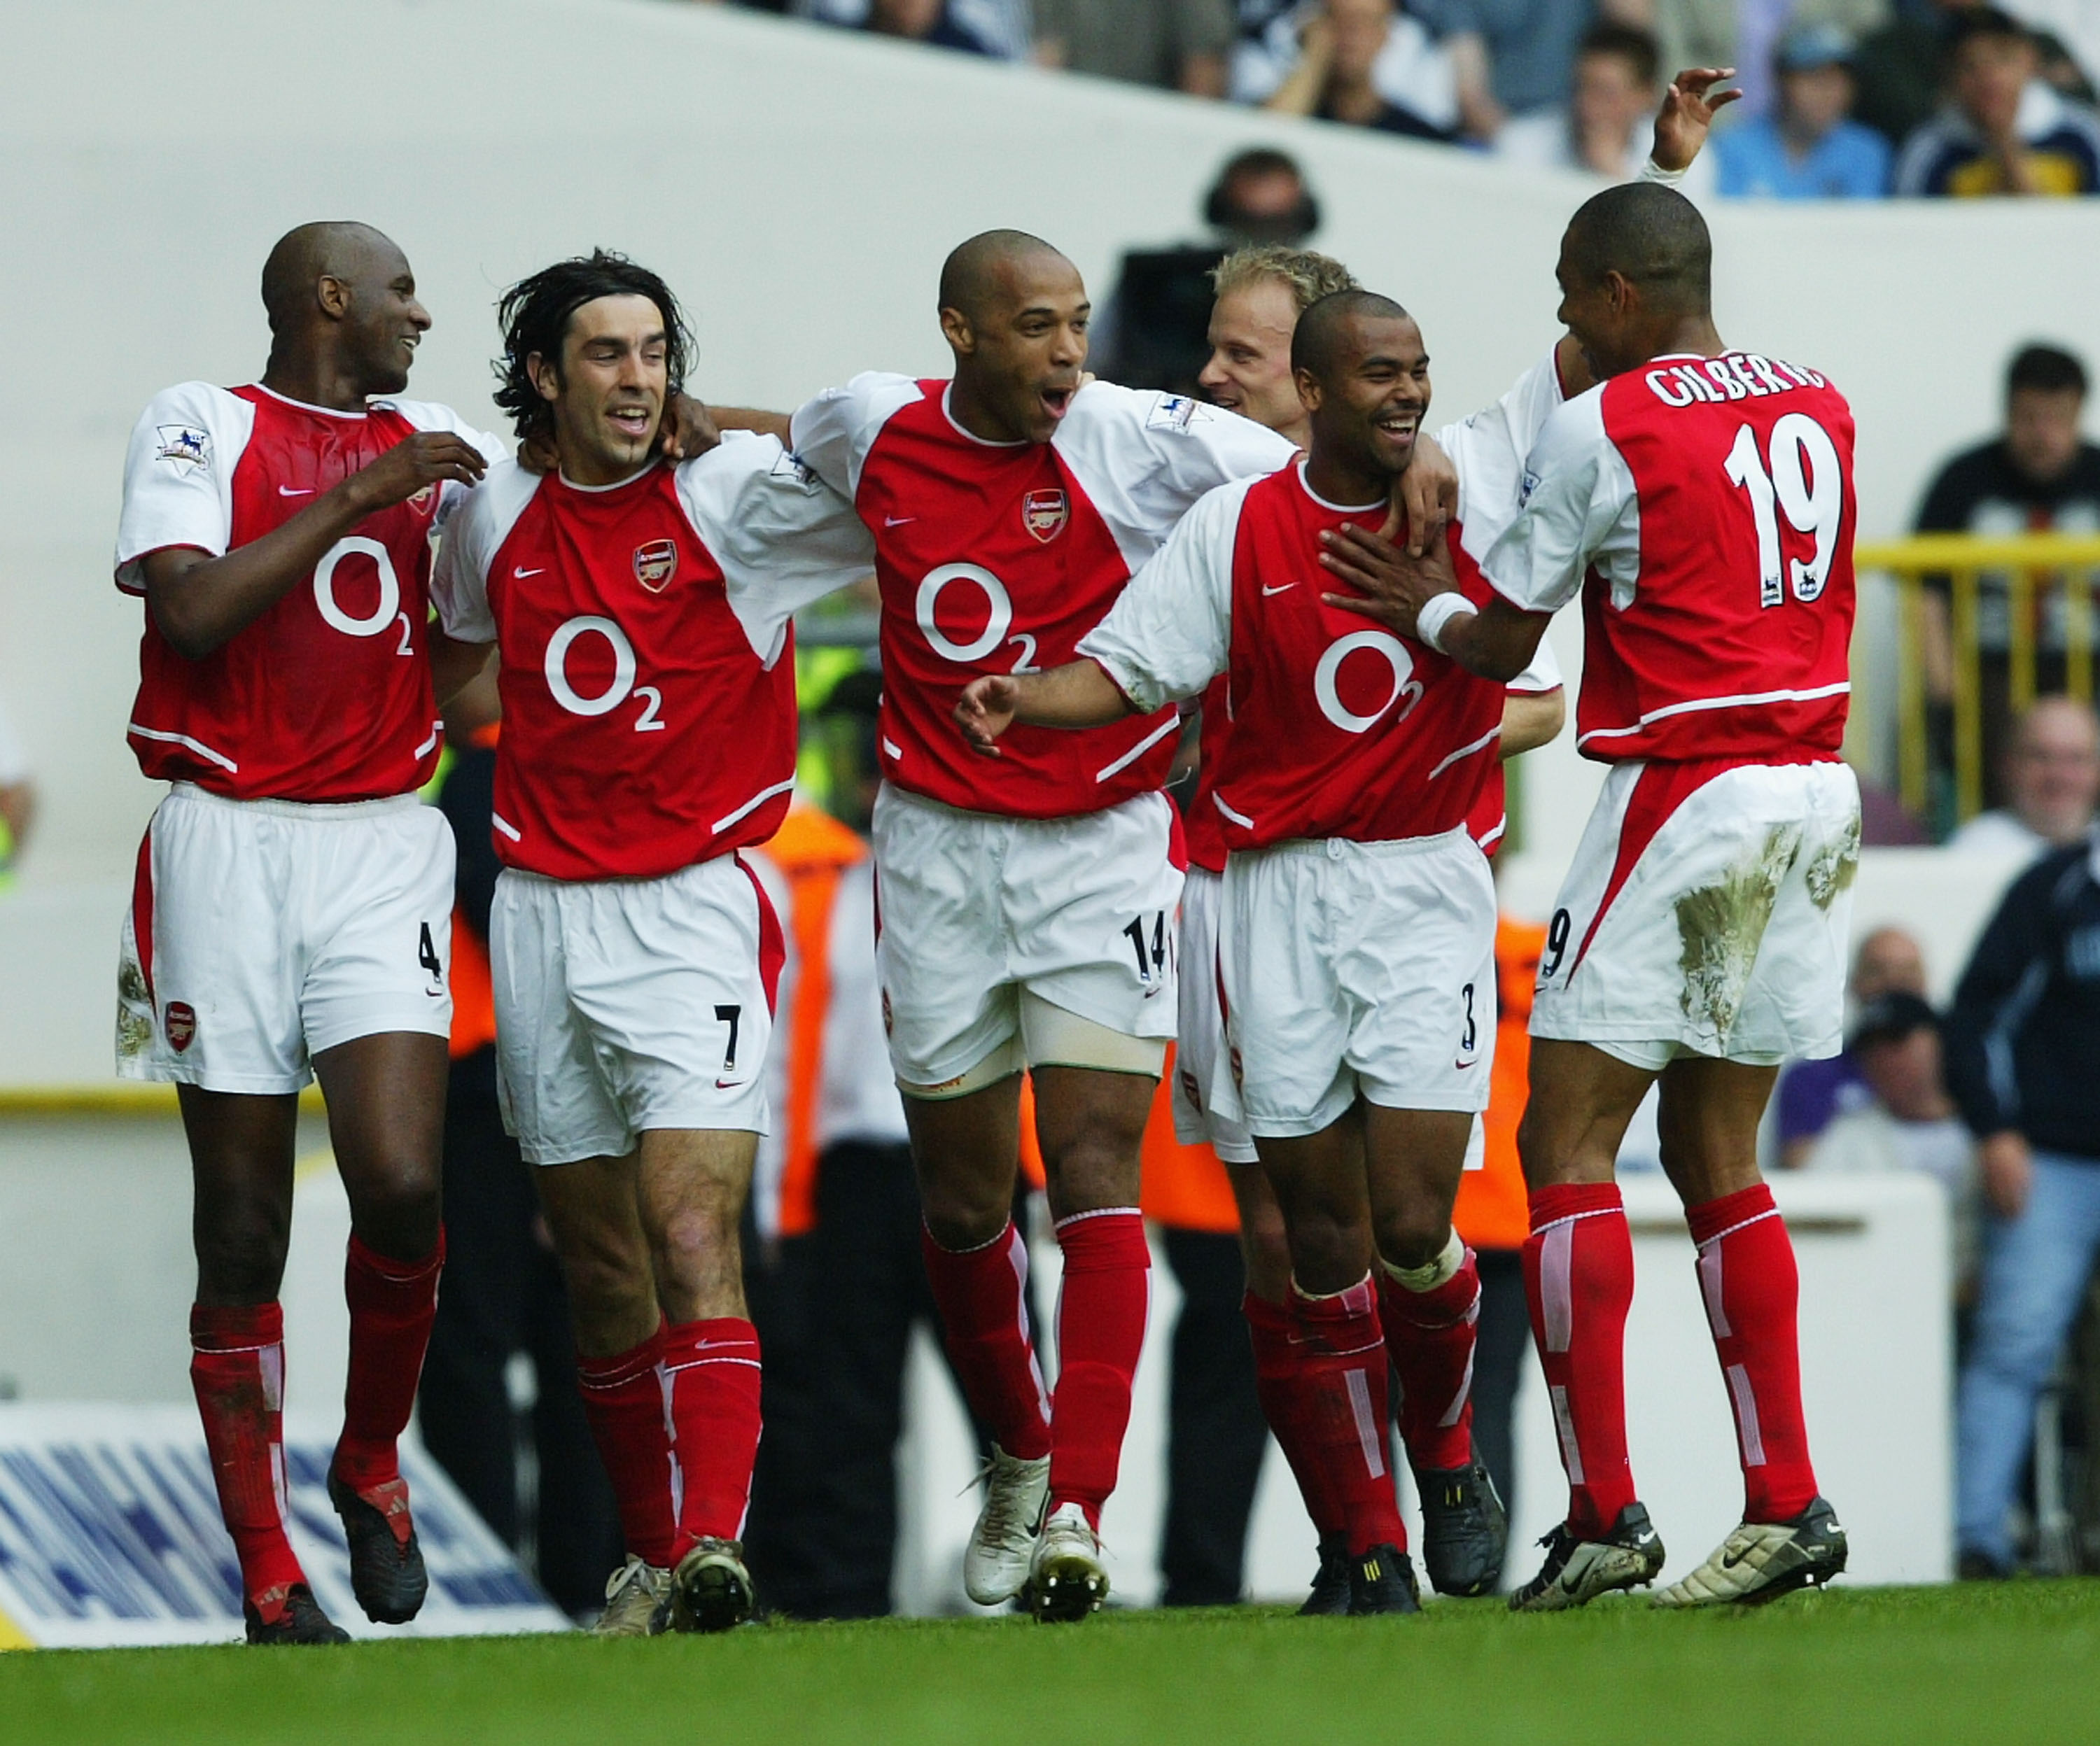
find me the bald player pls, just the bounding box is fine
[114,223,507,1644]
[1330,183,1857,1611]
[792,230,1387,1621]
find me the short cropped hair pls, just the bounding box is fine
[1290,288,1410,379]
[1210,246,1359,316]
[2008,344,2088,399]
[493,250,692,447]
[1563,181,1712,313]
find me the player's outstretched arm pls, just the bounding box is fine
[955,661,1135,755]
[1319,526,1548,683]
[1649,66,1740,174]
[143,433,487,659]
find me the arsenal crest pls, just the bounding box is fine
[164,1001,197,1053]
[1022,488,1068,544]
[407,484,438,517]
[632,539,678,593]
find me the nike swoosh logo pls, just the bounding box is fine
[715,1078,746,1091]
[1261,583,1295,596]
[1452,1058,1476,1071]
[885,516,916,527]
[513,566,545,579]
[278,486,314,497]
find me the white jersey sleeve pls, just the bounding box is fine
[789,372,923,505]
[1075,476,1251,712]
[1439,348,1567,563]
[1481,388,1640,616]
[113,383,258,594]
[428,460,542,645]
[677,433,876,669]
[1056,384,1297,575]
[1508,634,1564,694]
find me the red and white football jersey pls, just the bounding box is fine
[1079,462,1507,849]
[431,435,872,882]
[113,382,506,802]
[1485,351,1856,765]
[791,375,1295,819]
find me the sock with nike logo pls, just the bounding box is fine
[576,1321,680,1568]
[662,1316,764,1551]
[1244,1290,1346,1538]
[921,1220,1053,1462]
[1289,1275,1406,1557]
[1686,1183,1819,1524]
[1378,1239,1481,1474]
[1523,1183,1637,1538]
[335,1231,444,1500]
[1047,1209,1151,1531]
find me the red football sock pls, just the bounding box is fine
[1378,1247,1482,1474]
[660,1317,764,1553]
[1047,1209,1151,1531]
[1523,1183,1638,1538]
[334,1231,444,1502]
[1686,1184,1819,1523]
[921,1220,1052,1462]
[190,1301,306,1614]
[1244,1290,1345,1537]
[1289,1276,1406,1557]
[575,1322,678,1568]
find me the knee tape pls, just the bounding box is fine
[1018,990,1166,1078]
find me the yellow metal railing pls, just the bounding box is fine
[1854,533,2100,824]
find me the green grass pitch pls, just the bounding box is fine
[6,1584,2099,1746]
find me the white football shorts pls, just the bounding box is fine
[489,853,783,1167]
[870,782,1184,1089]
[1530,759,1861,1068]
[1171,866,1257,1165]
[116,784,454,1093]
[1215,825,1498,1137]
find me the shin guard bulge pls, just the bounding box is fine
[335,1231,445,1496]
[1523,1183,1637,1537]
[575,1322,679,1568]
[190,1301,305,1612]
[1289,1276,1406,1557]
[921,1220,1053,1461]
[1686,1183,1819,1523]
[1048,1209,1151,1531]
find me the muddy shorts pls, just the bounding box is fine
[1529,758,1859,1069]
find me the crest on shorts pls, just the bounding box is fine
[1022,489,1068,544]
[155,425,211,477]
[164,1001,197,1053]
[632,539,678,593]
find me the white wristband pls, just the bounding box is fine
[1639,155,1687,186]
[1415,592,1477,655]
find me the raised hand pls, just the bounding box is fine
[1398,430,1457,557]
[1317,519,1459,640]
[1651,66,1742,174]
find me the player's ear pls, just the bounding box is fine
[939,304,975,357]
[526,351,561,405]
[315,272,352,323]
[1294,367,1321,414]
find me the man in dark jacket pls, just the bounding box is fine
[1943,833,2100,1576]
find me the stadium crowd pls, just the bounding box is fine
[669,0,2100,198]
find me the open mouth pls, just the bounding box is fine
[606,403,654,442]
[1374,409,1421,448]
[1039,384,1076,422]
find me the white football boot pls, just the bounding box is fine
[1029,1502,1110,1623]
[591,1556,672,1638]
[1652,1497,1848,1608]
[963,1443,1051,1605]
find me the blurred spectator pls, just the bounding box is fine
[2010,1,2100,89]
[1776,924,1930,1168]
[1238,0,1460,132]
[419,670,624,1619]
[1496,21,1718,188]
[1853,0,1987,146]
[1917,345,2100,810]
[1943,825,2100,1577]
[1893,7,2100,194]
[1948,696,2100,856]
[0,683,34,882]
[864,0,997,53]
[1413,0,1626,143]
[789,0,1028,57]
[1714,24,1895,195]
[1099,148,1321,394]
[1261,0,1455,134]
[1804,992,1980,1283]
[1032,0,1237,95]
[1639,0,1893,120]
